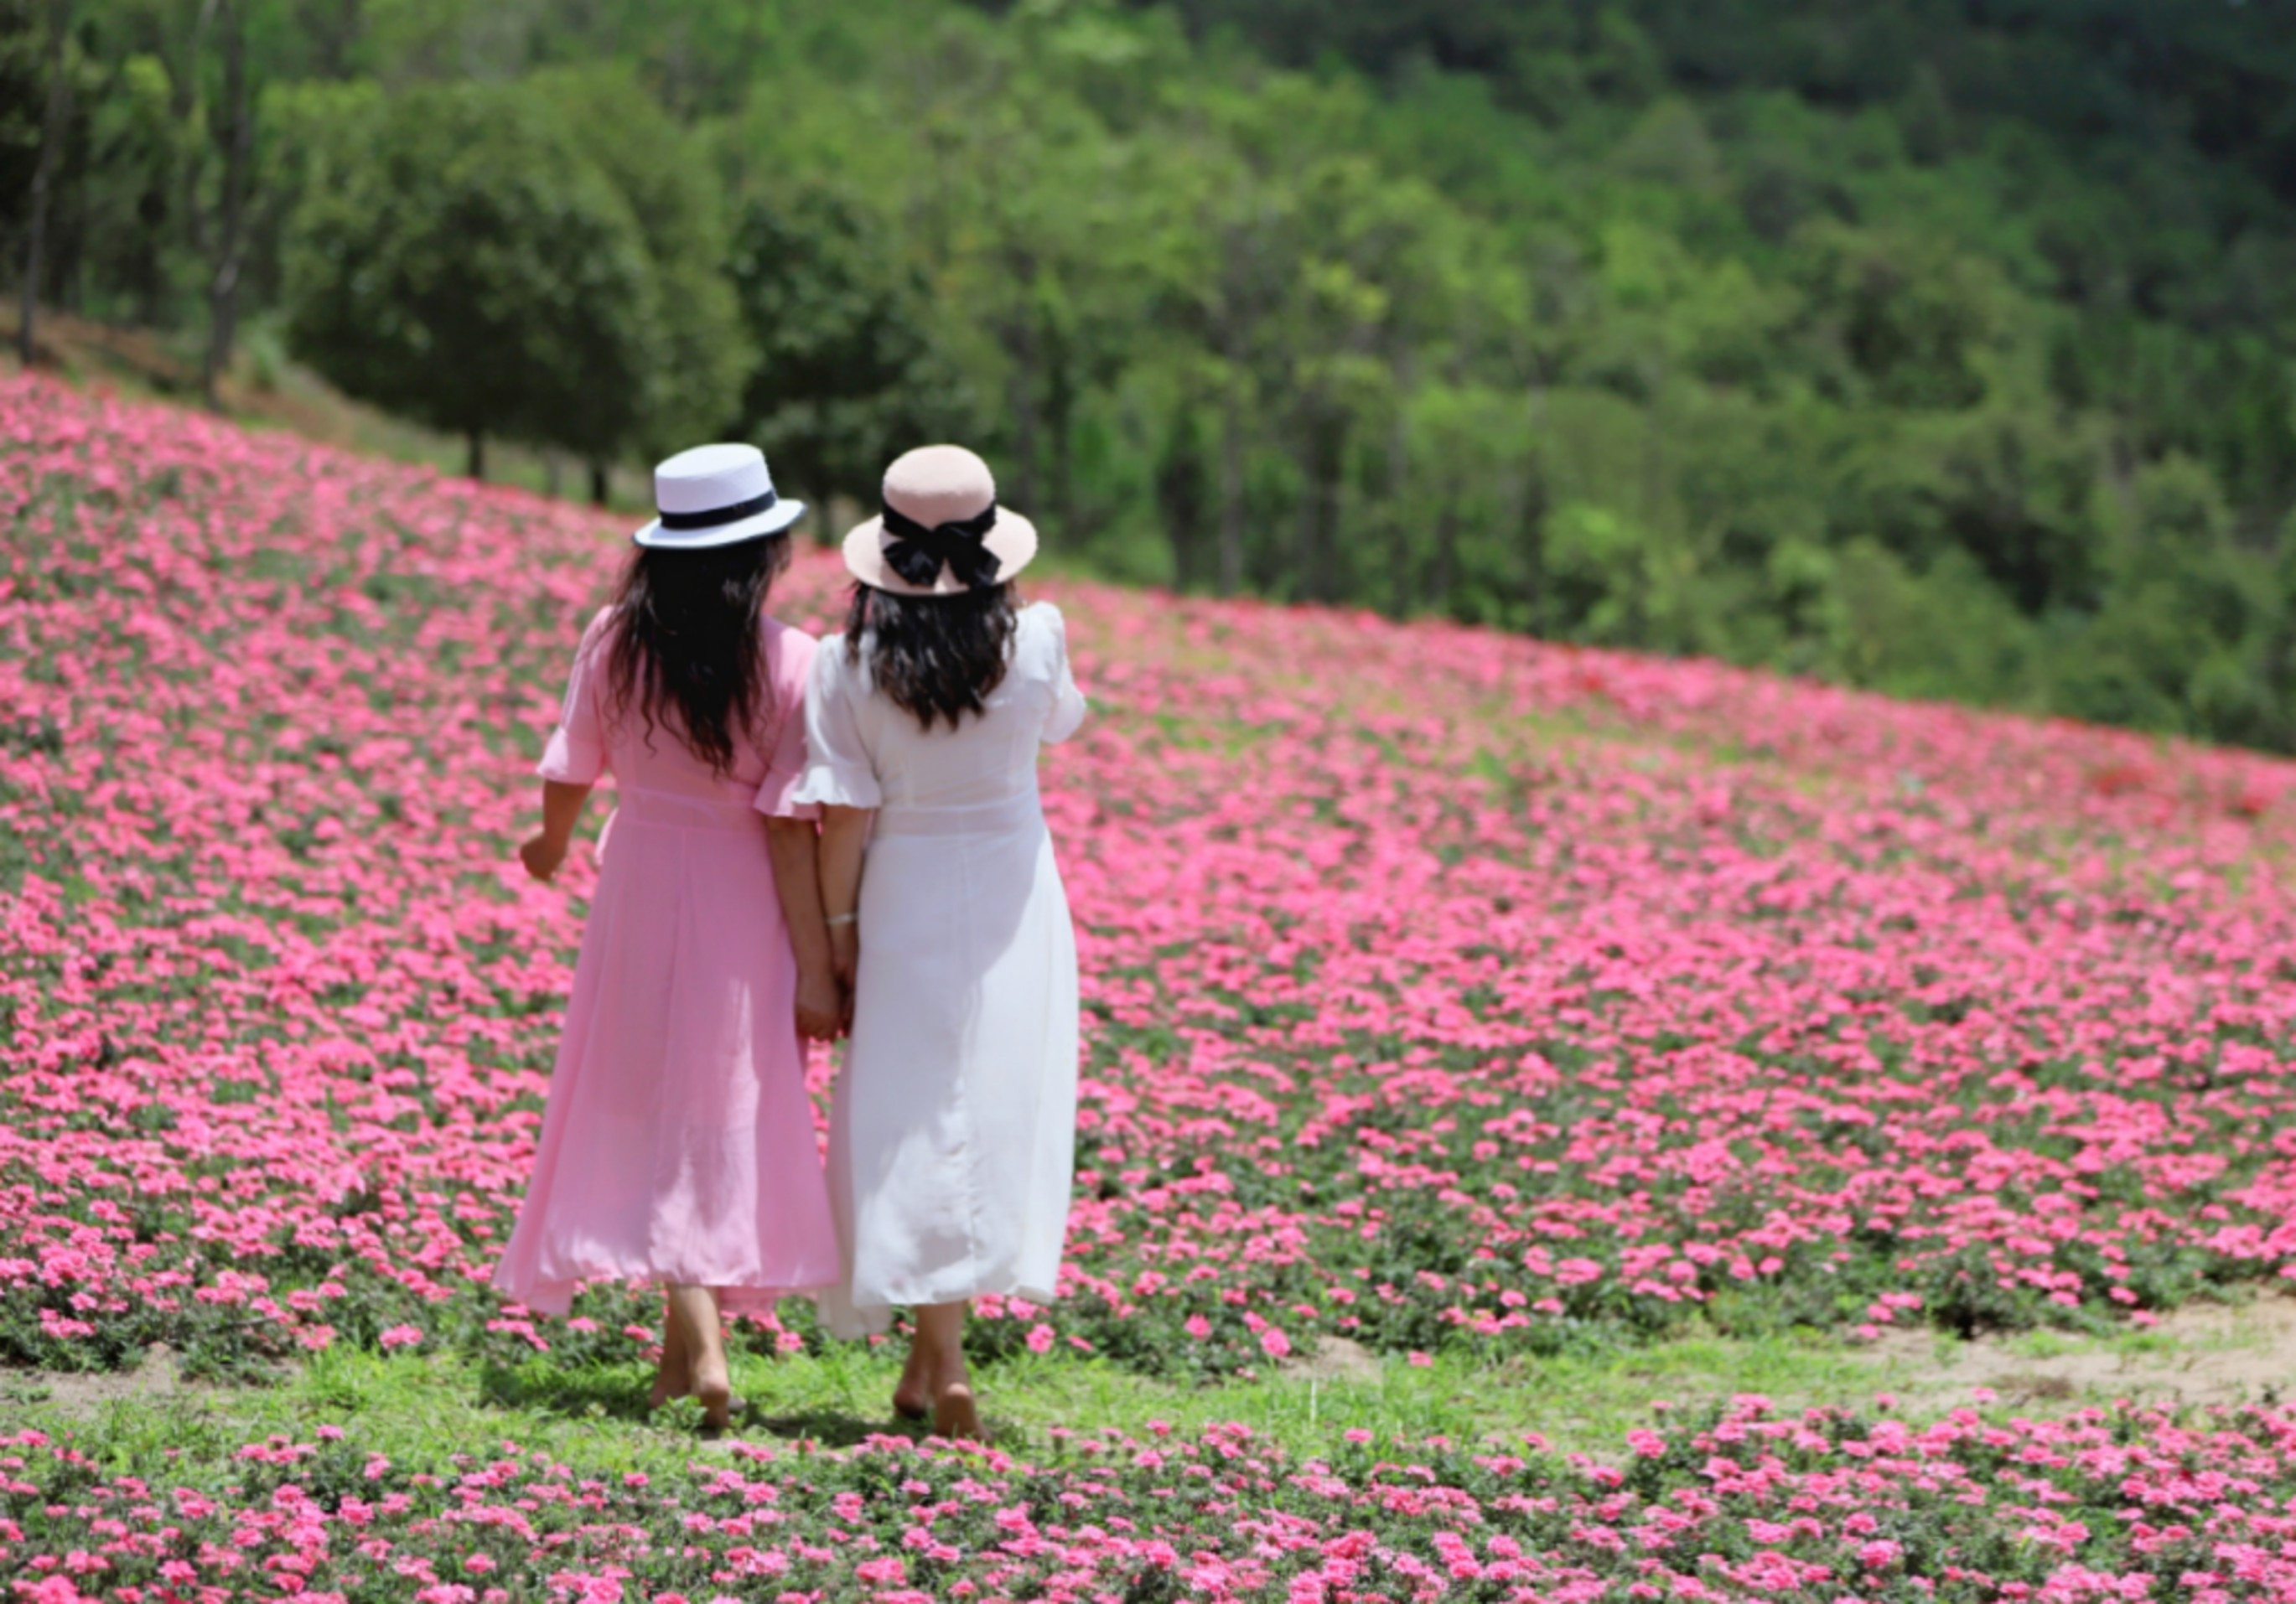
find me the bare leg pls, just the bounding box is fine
[892,1318,930,1421]
[914,1301,979,1441]
[666,1283,732,1432]
[648,1290,693,1410]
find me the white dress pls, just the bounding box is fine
[793,601,1088,1337]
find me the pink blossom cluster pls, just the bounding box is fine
[3,371,2296,1377]
[12,1400,2296,1601]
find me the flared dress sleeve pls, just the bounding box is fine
[538,608,614,784]
[790,634,884,810]
[1041,604,1087,745]
[754,624,821,820]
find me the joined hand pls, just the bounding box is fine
[795,966,845,1042]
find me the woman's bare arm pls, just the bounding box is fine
[766,818,842,1041]
[520,780,593,881]
[817,805,875,1006]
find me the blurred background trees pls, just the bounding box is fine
[5,0,2296,750]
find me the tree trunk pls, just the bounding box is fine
[588,460,609,506]
[543,453,563,499]
[1044,323,1075,527]
[1522,385,1551,636]
[1005,354,1041,520]
[1155,402,1208,591]
[1432,500,1458,617]
[18,0,72,368]
[1386,367,1412,616]
[1217,381,1245,597]
[60,145,87,314]
[201,0,251,411]
[1295,404,1348,604]
[467,430,485,481]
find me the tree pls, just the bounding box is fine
[723,185,956,521]
[18,0,72,365]
[282,80,658,479]
[200,0,252,406]
[530,65,750,499]
[1146,156,1295,596]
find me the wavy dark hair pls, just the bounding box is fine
[846,581,1020,731]
[604,534,793,776]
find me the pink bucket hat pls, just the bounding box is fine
[842,445,1039,597]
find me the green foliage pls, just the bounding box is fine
[27,0,2296,748]
[531,64,750,463]
[723,184,956,514]
[282,80,659,460]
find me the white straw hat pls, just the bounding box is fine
[633,443,805,549]
[842,445,1038,596]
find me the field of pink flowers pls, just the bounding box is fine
[8,370,2296,1388]
[15,375,2296,1600]
[15,1400,2296,1603]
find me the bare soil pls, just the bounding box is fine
[1862,1291,2296,1410]
[3,1343,201,1419]
[1279,1334,1385,1385]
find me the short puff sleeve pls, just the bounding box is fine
[790,634,884,810]
[754,623,821,820]
[1041,604,1087,746]
[538,608,614,784]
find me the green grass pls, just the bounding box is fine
[7,1322,1915,1474]
[13,1295,2291,1490]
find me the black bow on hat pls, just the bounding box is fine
[880,502,1004,590]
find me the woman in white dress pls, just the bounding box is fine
[795,444,1086,1441]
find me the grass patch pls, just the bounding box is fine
[8,1322,1920,1477]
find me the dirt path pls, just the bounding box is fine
[2,1343,201,1418]
[1862,1291,2296,1410]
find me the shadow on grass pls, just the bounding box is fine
[479,1359,656,1423]
[739,1409,889,1447]
[477,1359,894,1446]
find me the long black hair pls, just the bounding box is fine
[846,581,1019,732]
[604,534,793,775]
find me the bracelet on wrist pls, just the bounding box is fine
[826,912,858,928]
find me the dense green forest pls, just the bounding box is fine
[8,1,2296,747]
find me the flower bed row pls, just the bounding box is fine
[12,1399,2296,1602]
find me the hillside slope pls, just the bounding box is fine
[5,374,2296,1387]
[18,0,2296,748]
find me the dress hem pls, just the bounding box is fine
[495,1264,837,1320]
[816,1277,1061,1341]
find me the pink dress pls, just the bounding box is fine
[492,608,841,1317]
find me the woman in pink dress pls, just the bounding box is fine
[495,444,842,1432]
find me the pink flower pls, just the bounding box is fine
[1024,1322,1055,1355]
[1258,1327,1292,1359]
[12,370,2296,1507]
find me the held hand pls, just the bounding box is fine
[794,966,843,1043]
[520,832,568,882]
